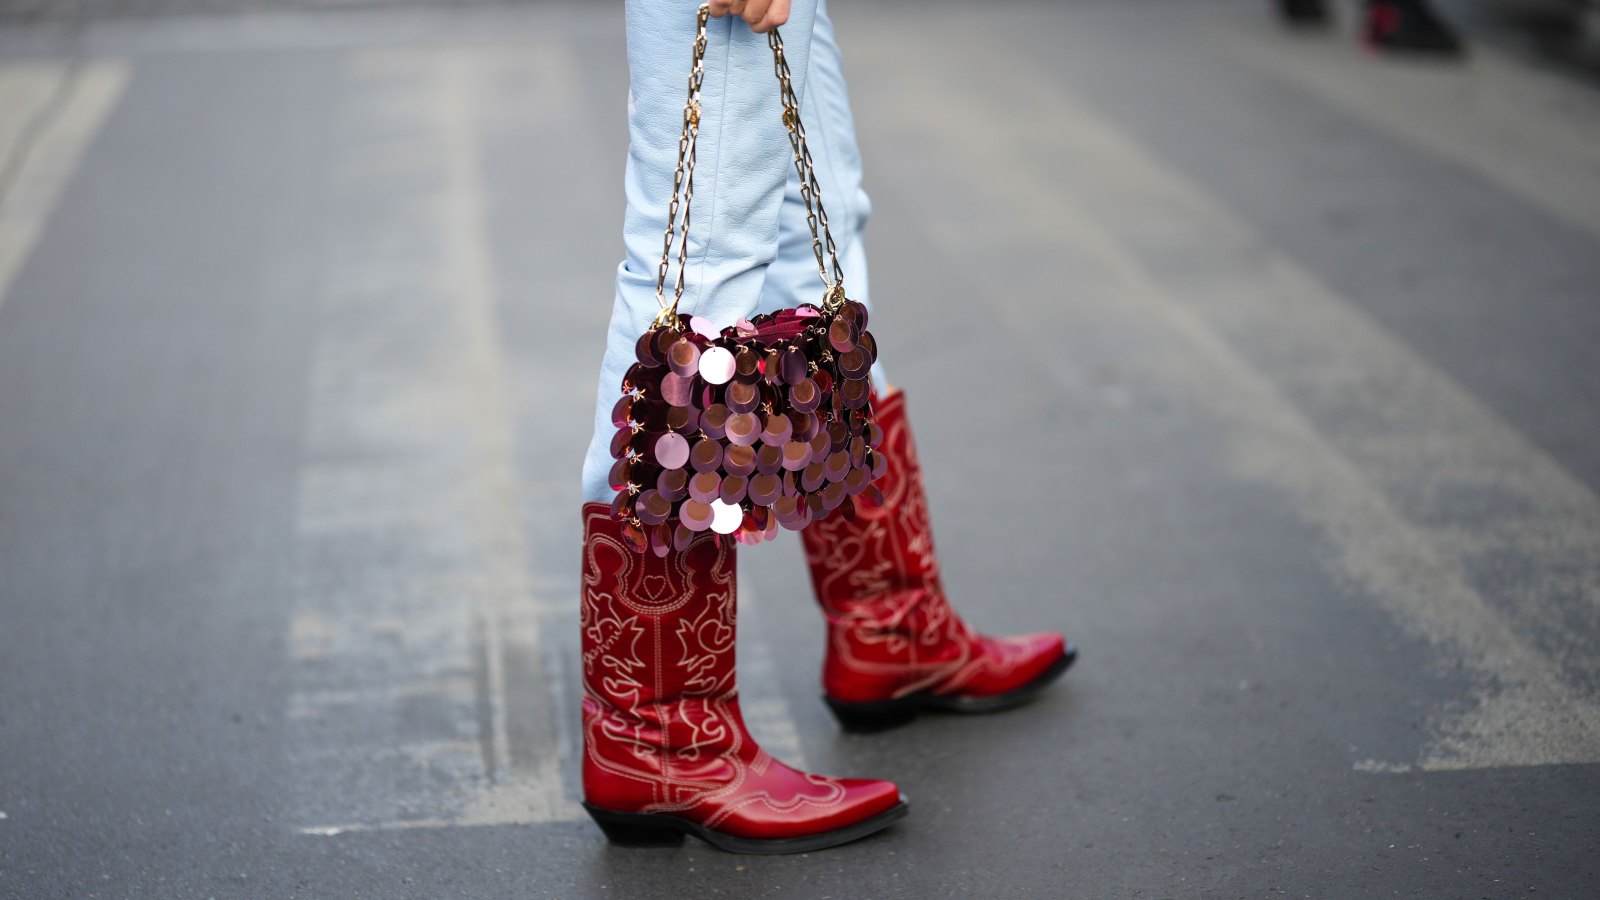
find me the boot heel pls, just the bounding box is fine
[824,696,919,733]
[583,805,686,847]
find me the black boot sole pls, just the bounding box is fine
[1278,0,1330,25]
[583,798,909,855]
[824,645,1078,732]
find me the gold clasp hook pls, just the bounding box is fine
[823,283,847,312]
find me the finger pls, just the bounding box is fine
[751,0,789,32]
[741,0,770,28]
[706,0,734,17]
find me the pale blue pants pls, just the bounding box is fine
[580,0,884,504]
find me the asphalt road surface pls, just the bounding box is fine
[2,1,1599,897]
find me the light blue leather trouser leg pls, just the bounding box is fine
[581,0,880,503]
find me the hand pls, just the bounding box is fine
[706,0,790,33]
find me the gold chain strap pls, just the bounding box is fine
[768,23,846,308]
[653,4,846,328]
[653,4,711,326]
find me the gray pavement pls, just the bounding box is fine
[2,1,1599,897]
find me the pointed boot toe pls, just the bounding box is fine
[692,765,909,853]
[927,632,1076,713]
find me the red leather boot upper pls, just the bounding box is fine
[800,391,1067,704]
[580,504,900,840]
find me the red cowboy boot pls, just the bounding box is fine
[800,390,1076,731]
[580,504,906,853]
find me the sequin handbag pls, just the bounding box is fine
[606,5,883,555]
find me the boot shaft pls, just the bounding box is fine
[801,390,945,608]
[580,504,748,767]
[798,393,981,701]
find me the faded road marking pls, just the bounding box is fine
[1223,25,1600,243]
[864,25,1600,771]
[289,46,577,833]
[0,60,127,312]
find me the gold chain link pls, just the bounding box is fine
[653,4,711,327]
[767,25,846,309]
[654,4,847,328]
